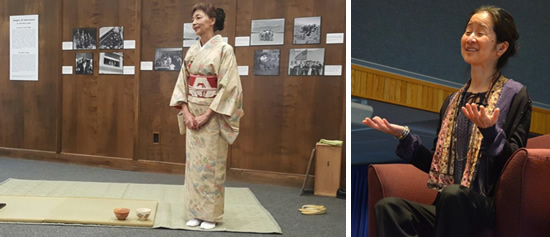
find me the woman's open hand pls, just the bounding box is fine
[362,116,406,137]
[462,103,500,129]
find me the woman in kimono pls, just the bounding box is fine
[169,3,243,230]
[364,6,531,236]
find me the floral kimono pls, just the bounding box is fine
[170,35,244,222]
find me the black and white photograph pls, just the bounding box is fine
[99,26,124,49]
[253,49,280,76]
[99,52,123,74]
[75,53,93,75]
[293,16,321,44]
[250,18,285,46]
[288,48,325,76]
[73,28,97,49]
[154,48,183,71]
[183,23,200,47]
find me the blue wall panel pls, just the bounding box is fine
[352,0,550,105]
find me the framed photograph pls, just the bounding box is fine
[154,48,183,71]
[293,16,321,44]
[75,53,93,75]
[250,18,285,46]
[99,26,124,49]
[288,48,325,76]
[254,49,280,76]
[73,28,97,49]
[99,52,123,74]
[183,23,199,47]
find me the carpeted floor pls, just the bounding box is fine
[0,157,346,236]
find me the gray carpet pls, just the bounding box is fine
[0,157,346,237]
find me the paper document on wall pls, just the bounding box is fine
[10,14,39,81]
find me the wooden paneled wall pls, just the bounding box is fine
[0,0,346,187]
[232,0,346,177]
[352,64,550,135]
[0,0,61,152]
[61,0,139,159]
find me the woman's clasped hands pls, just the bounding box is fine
[182,108,213,130]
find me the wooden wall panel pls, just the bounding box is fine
[352,64,550,135]
[137,0,237,164]
[531,108,550,134]
[61,0,138,158]
[0,0,60,151]
[352,64,455,113]
[232,0,346,175]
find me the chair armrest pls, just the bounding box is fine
[495,148,550,237]
[367,164,438,237]
[525,134,550,149]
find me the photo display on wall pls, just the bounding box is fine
[154,48,183,71]
[183,23,199,47]
[99,52,123,74]
[293,16,321,44]
[254,49,280,76]
[288,48,325,76]
[73,28,97,49]
[99,26,124,49]
[75,53,93,75]
[250,18,285,46]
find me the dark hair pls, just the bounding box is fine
[468,6,519,70]
[192,3,225,32]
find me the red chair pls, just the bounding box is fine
[367,134,550,237]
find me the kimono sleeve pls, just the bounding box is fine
[169,64,190,109]
[210,45,244,144]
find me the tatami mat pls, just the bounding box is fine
[0,179,282,233]
[0,195,157,227]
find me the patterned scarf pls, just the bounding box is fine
[427,74,508,191]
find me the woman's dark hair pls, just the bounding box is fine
[468,6,519,70]
[192,3,225,32]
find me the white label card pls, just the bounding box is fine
[123,66,135,75]
[62,42,73,50]
[235,37,250,47]
[62,66,73,74]
[324,65,342,76]
[326,33,345,44]
[123,40,136,49]
[140,61,153,71]
[238,66,249,76]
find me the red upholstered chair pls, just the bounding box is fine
[367,134,550,237]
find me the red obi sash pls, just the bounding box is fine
[189,74,218,98]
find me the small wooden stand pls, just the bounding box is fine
[313,143,342,197]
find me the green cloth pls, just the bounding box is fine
[319,139,343,146]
